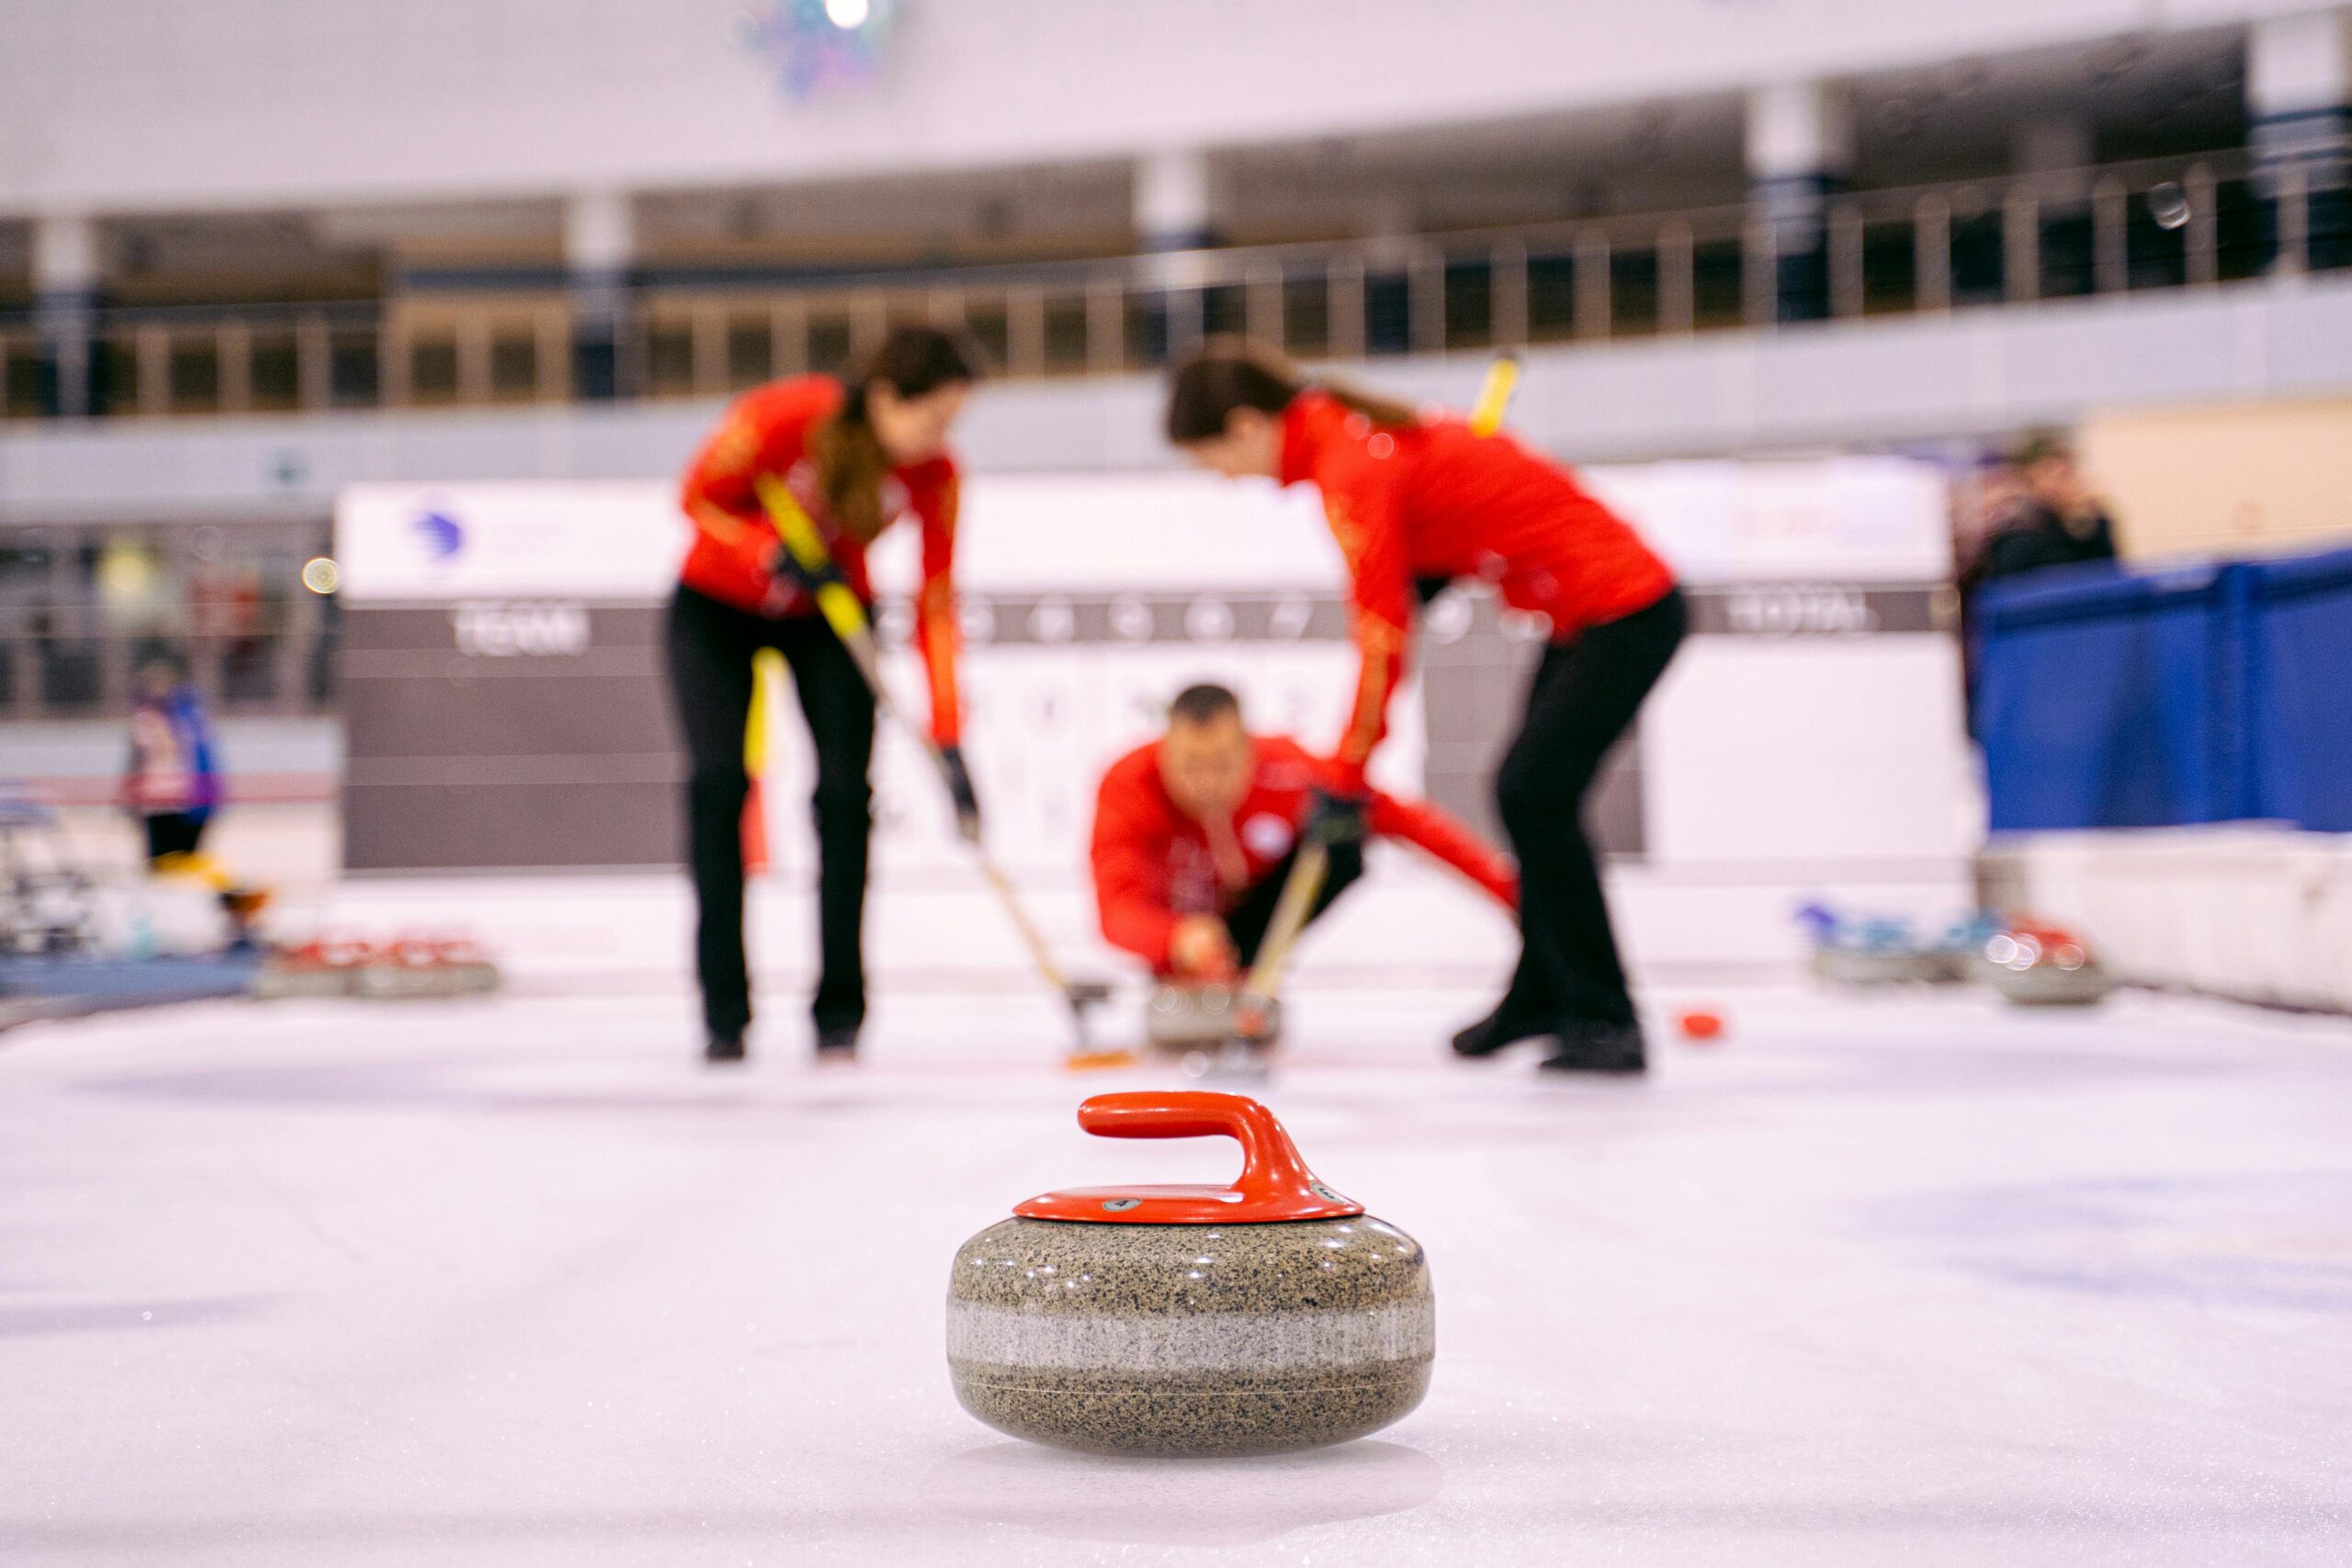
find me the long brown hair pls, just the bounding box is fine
[811,323,984,542]
[1163,336,1420,445]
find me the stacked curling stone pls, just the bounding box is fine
[946,1090,1432,1457]
[351,936,503,999]
[1144,983,1283,1050]
[1973,920,2116,1006]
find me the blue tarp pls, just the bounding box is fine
[1975,545,2352,833]
[2246,546,2352,833]
[0,953,261,1014]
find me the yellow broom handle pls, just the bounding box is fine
[1237,839,1330,1010]
[1468,352,1520,436]
[752,474,902,720]
[750,472,1099,1025]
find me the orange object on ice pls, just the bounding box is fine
[740,779,770,873]
[1677,1008,1725,1043]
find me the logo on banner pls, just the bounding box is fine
[412,509,466,562]
[1724,584,1876,637]
[452,602,591,658]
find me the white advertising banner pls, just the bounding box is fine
[334,473,1340,604]
[335,457,1950,604]
[334,458,1966,920]
[1589,457,1952,585]
[336,481,688,604]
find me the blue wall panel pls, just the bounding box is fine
[1976,546,2352,833]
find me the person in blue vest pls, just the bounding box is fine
[122,654,221,865]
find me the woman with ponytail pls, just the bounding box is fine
[1165,338,1684,1074]
[673,324,981,1065]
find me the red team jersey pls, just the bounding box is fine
[677,375,965,744]
[1279,390,1676,788]
[1091,733,1519,972]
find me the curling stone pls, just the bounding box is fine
[1797,904,1966,986]
[1145,983,1282,1051]
[350,936,503,999]
[946,1090,1431,1458]
[1973,922,2115,1006]
[252,938,370,999]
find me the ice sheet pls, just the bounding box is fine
[2,956,2348,1565]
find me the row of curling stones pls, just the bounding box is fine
[254,936,502,1000]
[947,1091,1431,1457]
[1146,983,1281,1078]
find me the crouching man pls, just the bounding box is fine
[1090,683,1517,997]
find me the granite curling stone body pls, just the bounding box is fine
[946,1090,1433,1456]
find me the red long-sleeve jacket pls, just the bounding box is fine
[1281,390,1675,789]
[678,375,964,744]
[1090,733,1518,972]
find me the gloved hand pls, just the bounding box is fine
[1302,786,1369,849]
[1169,914,1239,981]
[766,536,847,595]
[939,744,982,842]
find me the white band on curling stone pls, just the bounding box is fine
[946,1297,1433,1374]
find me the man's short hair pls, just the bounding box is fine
[1168,682,1242,728]
[2012,429,2072,467]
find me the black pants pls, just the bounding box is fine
[143,811,208,864]
[1221,840,1365,969]
[1494,587,1686,1032]
[665,585,876,1040]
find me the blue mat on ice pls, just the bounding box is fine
[0,953,263,1025]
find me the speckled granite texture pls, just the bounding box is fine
[946,1214,1432,1456]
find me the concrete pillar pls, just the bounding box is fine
[1358,191,1417,246]
[1134,148,1222,254]
[2248,7,2352,268]
[1133,149,1226,364]
[1746,81,1854,323]
[33,213,102,418]
[565,190,635,399]
[2012,117,2093,174]
[2012,116,2095,192]
[2008,116,2096,299]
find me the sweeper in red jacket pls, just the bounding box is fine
[672,325,979,1066]
[1164,340,1683,1073]
[1091,682,1516,982]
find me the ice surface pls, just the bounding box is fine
[2,927,2348,1565]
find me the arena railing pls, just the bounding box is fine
[0,620,337,721]
[0,148,2335,421]
[0,509,339,720]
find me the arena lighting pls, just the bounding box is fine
[300,556,340,594]
[2149,181,2192,231]
[734,0,892,98]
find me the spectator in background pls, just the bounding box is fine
[1969,432,2118,584]
[122,655,220,865]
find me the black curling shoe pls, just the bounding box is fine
[1450,1001,1558,1059]
[814,1025,861,1065]
[705,1032,748,1066]
[1536,1023,1648,1076]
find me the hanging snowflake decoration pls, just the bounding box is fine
[733,0,899,102]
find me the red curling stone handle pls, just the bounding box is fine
[1013,1091,1363,1224]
